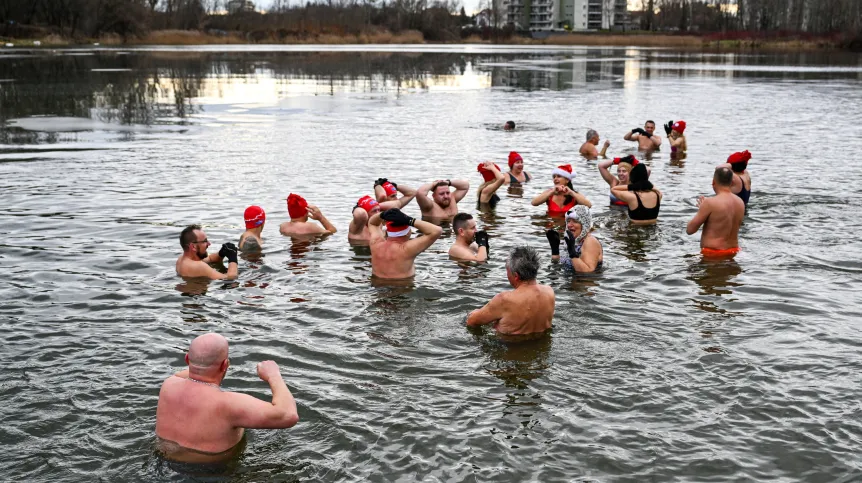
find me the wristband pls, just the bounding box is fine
[446,179,451,186]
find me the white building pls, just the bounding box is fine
[502,0,628,31]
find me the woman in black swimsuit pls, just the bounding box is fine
[610,163,662,225]
[504,151,532,185]
[476,161,507,206]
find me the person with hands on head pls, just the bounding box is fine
[476,162,507,206]
[686,166,745,258]
[176,224,238,280]
[545,205,603,273]
[415,178,470,220]
[624,120,661,150]
[664,120,687,154]
[239,205,266,252]
[610,163,663,225]
[348,195,382,243]
[279,193,337,237]
[579,129,610,159]
[719,150,752,206]
[531,164,592,216]
[155,333,299,464]
[598,155,641,206]
[373,178,417,209]
[504,151,532,185]
[368,208,443,279]
[448,213,489,262]
[466,247,555,340]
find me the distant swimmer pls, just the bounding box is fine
[373,178,417,208]
[348,195,382,243]
[176,224,238,280]
[466,246,555,339]
[416,178,470,220]
[624,120,661,150]
[476,162,507,205]
[504,151,532,185]
[611,163,662,225]
[504,120,516,131]
[448,212,489,262]
[663,120,687,154]
[279,193,337,237]
[598,155,638,206]
[239,205,265,252]
[545,205,603,273]
[155,333,298,463]
[686,166,745,257]
[579,129,610,159]
[720,150,752,206]
[531,164,592,216]
[368,208,442,279]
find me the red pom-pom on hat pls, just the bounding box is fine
[551,164,574,180]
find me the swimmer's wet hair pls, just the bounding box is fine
[586,129,598,141]
[180,224,202,251]
[714,166,733,187]
[507,246,539,281]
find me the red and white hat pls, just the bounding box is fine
[672,120,686,133]
[381,182,398,197]
[244,205,265,229]
[551,164,574,180]
[386,221,410,237]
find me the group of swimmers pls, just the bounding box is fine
[161,119,754,465]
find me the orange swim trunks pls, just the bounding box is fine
[701,246,740,257]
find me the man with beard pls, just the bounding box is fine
[176,224,239,280]
[448,212,489,262]
[416,178,470,220]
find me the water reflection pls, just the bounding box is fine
[475,330,552,390]
[686,256,744,314]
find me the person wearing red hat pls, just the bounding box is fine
[348,192,417,243]
[579,129,610,159]
[598,155,640,207]
[720,150,752,205]
[176,224,238,280]
[373,178,416,209]
[687,166,745,257]
[279,193,337,237]
[663,120,687,154]
[416,178,470,220]
[503,151,532,185]
[531,164,592,216]
[611,163,663,225]
[366,208,442,279]
[476,161,507,206]
[239,205,266,252]
[624,120,662,151]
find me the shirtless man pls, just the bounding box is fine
[663,120,688,154]
[686,166,745,257]
[624,120,661,150]
[373,178,417,208]
[176,224,238,280]
[155,333,298,463]
[239,205,265,252]
[416,178,470,220]
[279,193,337,237]
[579,129,610,159]
[368,208,442,279]
[448,212,489,262]
[466,246,555,338]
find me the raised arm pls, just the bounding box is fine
[570,189,592,208]
[415,182,435,211]
[531,188,555,206]
[686,197,710,235]
[450,179,470,203]
[570,237,600,273]
[647,134,662,148]
[599,140,610,158]
[308,205,337,234]
[349,208,368,235]
[404,219,442,256]
[449,243,487,262]
[396,183,417,208]
[466,293,505,327]
[479,164,507,203]
[597,158,616,186]
[624,128,637,141]
[669,135,685,148]
[373,185,387,202]
[225,361,298,430]
[367,212,386,244]
[610,184,637,205]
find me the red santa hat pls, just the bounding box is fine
[508,151,523,168]
[672,120,686,133]
[386,221,410,237]
[727,150,751,164]
[381,182,398,197]
[356,195,379,214]
[286,193,308,219]
[477,163,501,182]
[244,205,265,229]
[551,164,574,180]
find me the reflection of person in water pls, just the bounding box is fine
[155,333,298,465]
[687,256,743,299]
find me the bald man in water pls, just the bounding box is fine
[155,333,299,463]
[686,166,745,257]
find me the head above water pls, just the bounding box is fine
[244,205,266,230]
[185,333,229,379]
[180,224,209,259]
[714,166,733,187]
[453,212,476,241]
[432,181,451,208]
[727,150,751,173]
[566,205,593,244]
[644,120,656,134]
[586,129,599,144]
[506,246,539,286]
[504,121,515,131]
[508,151,523,171]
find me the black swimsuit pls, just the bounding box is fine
[628,191,661,221]
[508,172,531,184]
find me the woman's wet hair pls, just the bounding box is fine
[507,246,539,281]
[628,163,654,191]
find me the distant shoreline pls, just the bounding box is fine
[2,30,856,52]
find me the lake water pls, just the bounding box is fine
[1,45,862,481]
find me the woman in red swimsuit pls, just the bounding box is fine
[531,164,592,216]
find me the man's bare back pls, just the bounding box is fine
[489,284,555,335]
[698,192,745,249]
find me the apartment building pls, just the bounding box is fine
[503,0,628,31]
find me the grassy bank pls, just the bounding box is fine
[1,29,853,51]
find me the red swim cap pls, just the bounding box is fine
[244,205,265,229]
[477,163,501,182]
[381,182,397,197]
[508,151,523,168]
[727,150,752,164]
[357,195,379,214]
[286,193,308,219]
[672,120,686,133]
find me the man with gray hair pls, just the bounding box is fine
[466,246,555,339]
[579,129,610,159]
[155,333,299,463]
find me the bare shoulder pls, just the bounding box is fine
[538,284,555,298]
